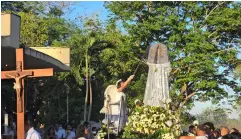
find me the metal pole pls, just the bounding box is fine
[65,83,70,124]
[67,93,69,123]
[107,98,110,139]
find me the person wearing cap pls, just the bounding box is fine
[180,124,208,139]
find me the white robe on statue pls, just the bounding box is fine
[144,62,171,107]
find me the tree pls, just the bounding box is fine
[1,1,45,14]
[196,107,230,126]
[234,65,241,79]
[105,1,241,108]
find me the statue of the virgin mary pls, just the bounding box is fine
[143,43,171,107]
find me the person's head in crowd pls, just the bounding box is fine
[59,124,64,130]
[197,124,208,136]
[230,132,241,137]
[221,126,230,137]
[213,129,221,138]
[92,127,97,136]
[66,124,72,134]
[230,128,239,134]
[76,125,85,138]
[189,125,196,134]
[221,132,241,139]
[204,122,215,135]
[83,122,90,134]
[47,126,55,136]
[24,113,34,132]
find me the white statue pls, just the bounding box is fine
[143,43,171,107]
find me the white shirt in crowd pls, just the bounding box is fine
[56,128,66,139]
[25,127,42,139]
[196,136,208,139]
[66,131,75,139]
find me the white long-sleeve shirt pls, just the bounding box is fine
[25,127,42,139]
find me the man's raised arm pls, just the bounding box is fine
[117,75,134,92]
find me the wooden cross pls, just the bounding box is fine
[1,48,53,139]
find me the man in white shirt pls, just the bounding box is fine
[100,75,134,131]
[24,114,41,139]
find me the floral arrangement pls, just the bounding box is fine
[122,99,181,139]
[97,99,181,139]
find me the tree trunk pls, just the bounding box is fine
[83,53,89,122]
[88,75,92,121]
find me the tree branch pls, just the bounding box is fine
[200,2,226,29]
[205,2,225,20]
[179,92,196,107]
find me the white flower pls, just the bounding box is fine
[193,120,199,125]
[165,120,173,127]
[162,133,175,139]
[167,110,172,114]
[160,113,166,121]
[175,124,181,129]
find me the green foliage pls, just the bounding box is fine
[1,1,45,14]
[234,65,241,79]
[18,12,48,47]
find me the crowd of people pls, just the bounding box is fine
[24,114,241,139]
[181,122,241,139]
[24,113,100,139]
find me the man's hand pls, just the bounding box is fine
[128,75,135,80]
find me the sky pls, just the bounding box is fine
[63,1,240,119]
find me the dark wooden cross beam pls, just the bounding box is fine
[1,48,53,139]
